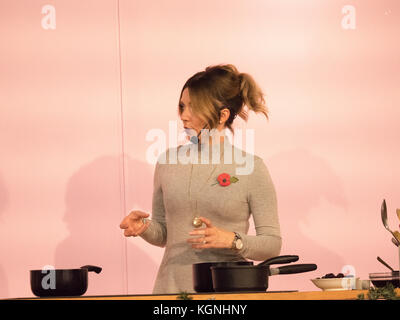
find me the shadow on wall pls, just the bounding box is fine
[0,172,9,298]
[123,155,164,294]
[55,155,158,295]
[266,148,348,291]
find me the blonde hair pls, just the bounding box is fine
[178,64,268,134]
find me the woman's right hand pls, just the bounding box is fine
[119,210,150,237]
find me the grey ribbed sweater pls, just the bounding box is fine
[140,137,282,294]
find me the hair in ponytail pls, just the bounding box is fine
[238,72,269,122]
[178,63,268,135]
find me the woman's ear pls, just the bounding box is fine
[219,108,230,124]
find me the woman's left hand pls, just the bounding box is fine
[187,216,235,249]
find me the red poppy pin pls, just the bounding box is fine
[211,173,239,187]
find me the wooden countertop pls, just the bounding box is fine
[17,289,394,300]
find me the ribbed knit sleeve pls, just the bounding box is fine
[139,160,167,247]
[235,157,282,261]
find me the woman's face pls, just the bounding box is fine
[179,87,207,135]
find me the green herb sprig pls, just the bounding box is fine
[357,283,399,300]
[177,291,193,300]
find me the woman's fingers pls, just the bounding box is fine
[120,210,150,237]
[120,213,137,229]
[187,235,212,244]
[124,228,135,237]
[124,210,149,224]
[131,210,150,219]
[198,216,212,227]
[119,217,129,229]
[124,223,144,237]
[187,218,214,247]
[189,227,209,236]
[187,221,234,249]
[187,235,214,249]
[135,219,150,235]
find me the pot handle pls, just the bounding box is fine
[269,263,317,276]
[80,265,102,274]
[257,255,299,267]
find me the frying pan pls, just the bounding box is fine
[211,258,317,292]
[192,255,299,292]
[30,265,102,297]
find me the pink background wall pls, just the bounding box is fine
[0,0,399,298]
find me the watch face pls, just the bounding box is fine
[236,239,243,250]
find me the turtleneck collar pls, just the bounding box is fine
[176,129,235,165]
[197,131,232,151]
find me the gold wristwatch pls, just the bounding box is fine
[231,232,243,250]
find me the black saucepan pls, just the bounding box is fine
[211,258,317,292]
[193,261,254,293]
[192,255,299,292]
[30,265,102,297]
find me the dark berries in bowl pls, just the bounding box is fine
[318,273,346,279]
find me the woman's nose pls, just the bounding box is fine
[180,108,191,122]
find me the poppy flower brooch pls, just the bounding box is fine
[211,173,239,187]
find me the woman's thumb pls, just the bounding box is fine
[136,211,150,218]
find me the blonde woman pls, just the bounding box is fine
[120,64,281,294]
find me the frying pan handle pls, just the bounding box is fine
[270,264,317,275]
[80,265,102,274]
[258,255,299,266]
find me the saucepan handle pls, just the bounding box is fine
[80,265,102,274]
[270,263,317,276]
[257,255,299,267]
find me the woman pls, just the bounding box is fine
[119,64,281,294]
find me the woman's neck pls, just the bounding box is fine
[198,128,226,145]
